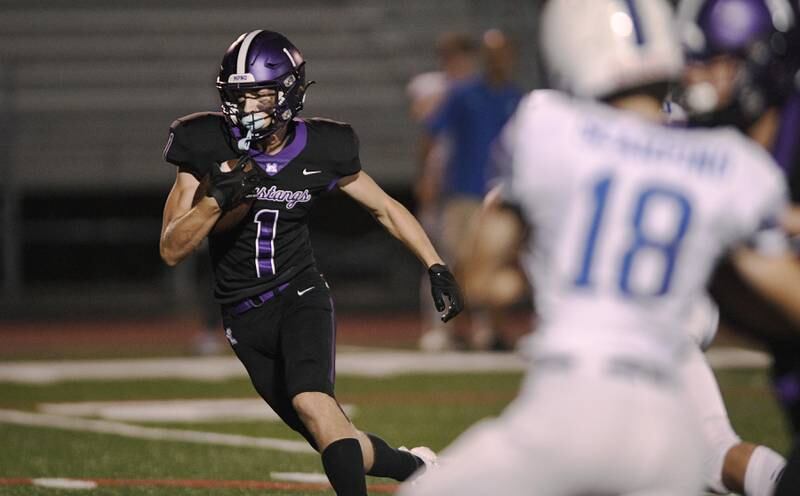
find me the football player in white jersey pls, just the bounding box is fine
[398,0,800,495]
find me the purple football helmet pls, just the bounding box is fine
[216,30,309,150]
[678,0,800,127]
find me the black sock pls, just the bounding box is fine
[321,438,367,496]
[366,433,423,481]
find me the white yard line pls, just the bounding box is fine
[32,478,98,490]
[270,472,330,484]
[0,356,248,384]
[0,348,767,384]
[704,347,770,369]
[38,399,357,423]
[0,408,315,454]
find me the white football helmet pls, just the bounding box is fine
[540,0,684,99]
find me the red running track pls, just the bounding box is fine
[0,477,398,493]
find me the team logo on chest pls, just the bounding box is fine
[254,185,312,209]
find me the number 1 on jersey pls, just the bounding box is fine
[573,176,613,287]
[254,209,279,277]
[573,174,692,297]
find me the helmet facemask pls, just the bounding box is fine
[217,64,308,151]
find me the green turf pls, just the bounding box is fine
[0,369,790,495]
[714,369,792,454]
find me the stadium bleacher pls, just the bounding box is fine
[0,0,537,316]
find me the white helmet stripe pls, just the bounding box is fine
[237,30,264,74]
[282,48,297,68]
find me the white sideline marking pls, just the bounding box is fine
[0,348,769,384]
[704,347,770,369]
[0,408,315,454]
[271,472,330,484]
[39,399,356,423]
[32,478,97,490]
[0,351,526,384]
[0,357,249,384]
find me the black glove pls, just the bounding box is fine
[428,263,464,323]
[207,156,261,211]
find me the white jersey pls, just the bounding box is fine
[500,90,787,365]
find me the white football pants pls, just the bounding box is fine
[682,344,743,493]
[399,354,706,496]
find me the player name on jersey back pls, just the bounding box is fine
[580,119,729,179]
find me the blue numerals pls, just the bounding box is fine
[573,174,692,297]
[573,176,613,288]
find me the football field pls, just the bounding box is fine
[0,348,789,495]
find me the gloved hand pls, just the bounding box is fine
[428,263,464,323]
[207,156,261,211]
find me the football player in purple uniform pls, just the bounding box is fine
[678,0,800,493]
[159,30,462,495]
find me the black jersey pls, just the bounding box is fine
[164,112,361,303]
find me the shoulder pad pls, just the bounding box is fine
[164,112,236,177]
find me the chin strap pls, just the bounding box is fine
[237,127,254,151]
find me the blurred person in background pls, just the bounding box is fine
[159,30,462,496]
[407,32,478,352]
[401,0,800,494]
[407,32,477,127]
[678,0,800,493]
[416,28,523,351]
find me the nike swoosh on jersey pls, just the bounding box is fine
[302,169,322,175]
[297,286,315,296]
